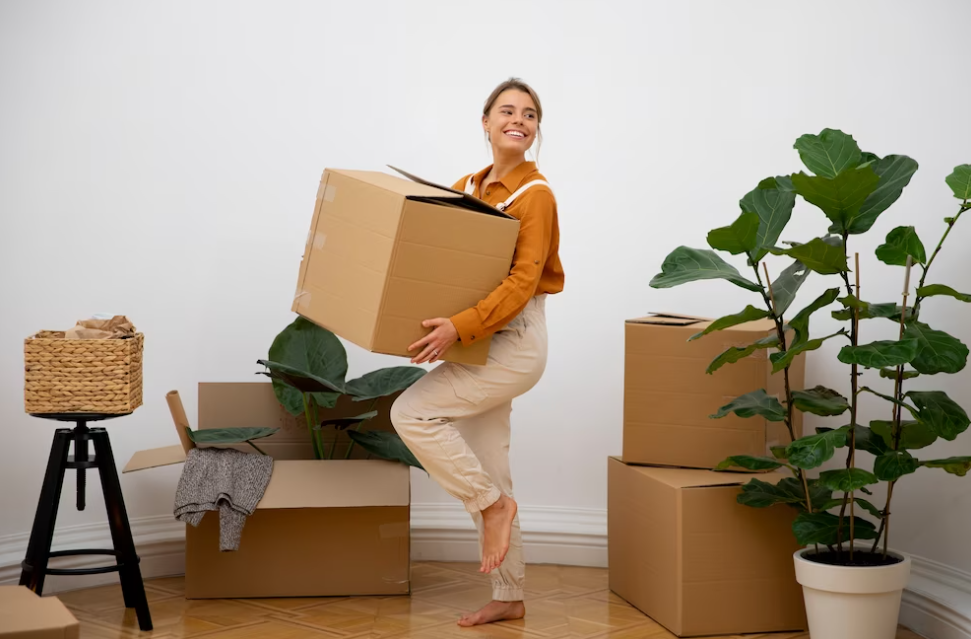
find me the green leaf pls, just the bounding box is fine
[792,386,850,416]
[832,297,914,322]
[904,321,969,375]
[769,260,811,316]
[770,330,845,373]
[880,368,920,380]
[848,155,919,234]
[917,284,971,303]
[264,317,348,416]
[345,430,424,470]
[649,246,762,292]
[870,420,938,451]
[921,456,971,477]
[714,455,786,471]
[258,360,346,395]
[771,446,789,460]
[345,366,426,401]
[789,288,842,347]
[876,226,926,266]
[736,478,806,508]
[792,166,881,234]
[783,237,849,275]
[818,468,879,492]
[793,512,878,546]
[907,391,971,440]
[794,129,862,178]
[759,175,796,192]
[186,427,279,445]
[706,335,780,374]
[821,424,889,456]
[707,212,760,256]
[946,164,971,200]
[862,387,921,420]
[786,426,849,470]
[689,306,769,341]
[710,389,786,422]
[837,339,919,369]
[860,151,881,164]
[315,411,379,431]
[875,451,920,481]
[818,497,883,519]
[740,186,797,261]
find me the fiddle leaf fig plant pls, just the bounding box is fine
[650,127,971,566]
[257,316,426,469]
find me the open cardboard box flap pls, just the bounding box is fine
[627,312,777,332]
[612,457,786,489]
[123,385,409,509]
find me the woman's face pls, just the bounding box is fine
[483,89,539,156]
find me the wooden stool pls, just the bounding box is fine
[19,413,152,631]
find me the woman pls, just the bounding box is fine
[390,77,564,627]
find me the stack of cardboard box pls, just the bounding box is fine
[608,313,809,637]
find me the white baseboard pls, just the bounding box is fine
[0,503,607,594]
[901,555,971,639]
[3,505,969,639]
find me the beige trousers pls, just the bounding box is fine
[390,295,548,602]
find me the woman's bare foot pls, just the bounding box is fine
[480,493,518,573]
[457,600,525,627]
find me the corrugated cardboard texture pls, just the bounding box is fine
[623,315,805,469]
[183,382,412,599]
[607,458,806,637]
[293,168,519,366]
[0,586,79,638]
[185,506,410,599]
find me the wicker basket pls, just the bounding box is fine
[24,332,144,414]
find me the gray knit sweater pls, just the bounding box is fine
[173,447,273,551]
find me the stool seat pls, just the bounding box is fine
[20,414,152,631]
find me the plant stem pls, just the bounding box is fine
[914,203,968,312]
[836,242,859,558]
[849,253,861,559]
[246,441,267,455]
[758,262,812,515]
[303,393,321,459]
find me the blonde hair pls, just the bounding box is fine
[483,77,544,161]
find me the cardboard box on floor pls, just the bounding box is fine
[292,166,520,366]
[607,457,806,637]
[0,585,79,638]
[123,382,411,599]
[623,313,807,469]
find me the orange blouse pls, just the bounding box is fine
[449,161,564,347]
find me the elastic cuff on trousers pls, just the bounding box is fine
[464,486,501,513]
[492,585,524,602]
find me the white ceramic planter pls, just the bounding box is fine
[793,548,912,639]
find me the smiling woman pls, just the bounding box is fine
[389,77,564,628]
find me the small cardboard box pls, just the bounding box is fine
[0,586,79,638]
[124,382,411,599]
[292,167,520,366]
[607,457,806,637]
[623,313,806,469]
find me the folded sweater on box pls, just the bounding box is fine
[173,447,273,551]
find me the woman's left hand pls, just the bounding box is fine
[408,318,459,364]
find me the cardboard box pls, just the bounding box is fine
[292,167,520,366]
[607,457,806,637]
[623,313,806,469]
[124,382,411,599]
[0,586,79,638]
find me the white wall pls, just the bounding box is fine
[2,0,971,580]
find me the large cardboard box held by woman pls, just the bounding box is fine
[292,167,520,366]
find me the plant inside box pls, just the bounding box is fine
[649,128,971,639]
[257,316,425,468]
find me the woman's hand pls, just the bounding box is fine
[408,318,459,364]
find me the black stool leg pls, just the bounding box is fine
[19,429,71,594]
[92,430,153,631]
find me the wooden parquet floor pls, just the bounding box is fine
[57,562,923,639]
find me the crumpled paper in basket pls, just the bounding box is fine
[35,315,136,340]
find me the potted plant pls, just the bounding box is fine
[257,316,426,468]
[649,128,971,639]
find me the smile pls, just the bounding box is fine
[504,130,526,139]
